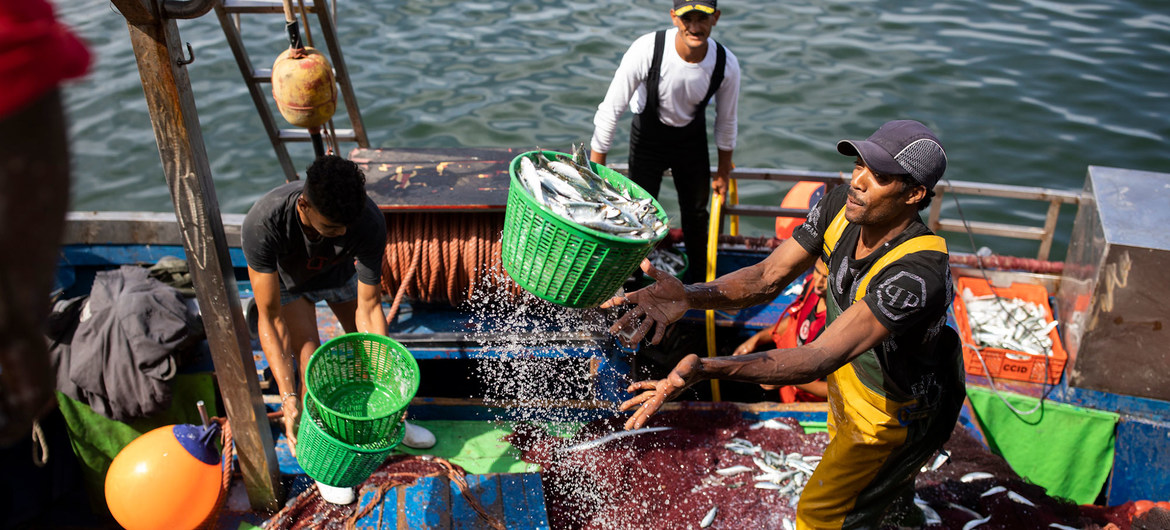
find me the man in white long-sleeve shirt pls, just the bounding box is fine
[590,0,740,283]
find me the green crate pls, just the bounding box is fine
[295,397,405,488]
[304,333,419,445]
[501,151,669,308]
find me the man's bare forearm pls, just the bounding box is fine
[683,240,815,311]
[697,345,835,386]
[257,316,298,393]
[683,262,784,310]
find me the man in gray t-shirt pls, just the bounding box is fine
[243,156,433,457]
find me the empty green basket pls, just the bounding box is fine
[501,151,669,308]
[304,333,419,445]
[295,397,405,488]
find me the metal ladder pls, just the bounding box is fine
[213,0,369,181]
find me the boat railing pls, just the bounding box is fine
[608,164,1084,262]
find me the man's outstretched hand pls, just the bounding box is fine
[619,354,704,430]
[601,259,690,347]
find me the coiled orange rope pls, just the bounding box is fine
[381,212,525,323]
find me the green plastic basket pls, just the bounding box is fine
[304,333,419,445]
[501,151,669,308]
[295,397,405,487]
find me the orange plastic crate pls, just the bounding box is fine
[953,277,1067,384]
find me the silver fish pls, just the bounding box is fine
[913,496,943,526]
[715,465,754,476]
[700,506,717,528]
[547,161,590,190]
[535,167,582,200]
[947,502,983,519]
[516,146,666,240]
[752,456,783,476]
[961,287,1057,356]
[922,449,950,472]
[963,516,992,530]
[749,418,794,431]
[981,485,1007,497]
[560,426,672,452]
[519,156,545,205]
[1007,491,1036,507]
[961,471,995,483]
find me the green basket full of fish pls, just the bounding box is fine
[502,146,669,308]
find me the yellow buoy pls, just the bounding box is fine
[271,47,336,129]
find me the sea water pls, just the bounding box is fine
[54,0,1170,260]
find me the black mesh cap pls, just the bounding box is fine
[836,120,947,189]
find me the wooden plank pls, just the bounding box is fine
[353,487,387,530]
[59,244,248,269]
[497,475,531,529]
[403,476,451,529]
[63,211,245,246]
[350,147,521,211]
[450,475,487,529]
[936,219,1048,240]
[115,6,282,509]
[499,474,551,529]
[278,128,357,142]
[355,473,548,529]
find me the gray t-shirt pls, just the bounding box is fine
[242,181,386,294]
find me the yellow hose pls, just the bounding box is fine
[729,177,739,236]
[705,191,723,402]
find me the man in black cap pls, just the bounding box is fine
[604,120,964,528]
[589,0,740,283]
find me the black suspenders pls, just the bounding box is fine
[648,30,726,117]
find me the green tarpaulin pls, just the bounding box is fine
[967,386,1118,504]
[397,419,829,474]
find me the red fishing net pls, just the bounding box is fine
[511,403,1131,530]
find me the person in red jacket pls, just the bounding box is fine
[0,0,90,445]
[732,260,828,402]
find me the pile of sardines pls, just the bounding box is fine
[517,144,667,240]
[960,288,1056,357]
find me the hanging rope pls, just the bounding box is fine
[381,212,525,323]
[295,0,313,48]
[344,456,505,530]
[196,416,236,530]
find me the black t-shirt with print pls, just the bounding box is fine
[242,181,386,295]
[791,185,954,399]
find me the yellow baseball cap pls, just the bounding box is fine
[673,0,716,16]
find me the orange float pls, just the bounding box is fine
[774,181,826,240]
[104,424,221,530]
[271,46,337,130]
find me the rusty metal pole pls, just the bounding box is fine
[111,0,282,510]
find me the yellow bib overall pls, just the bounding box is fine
[797,206,964,529]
